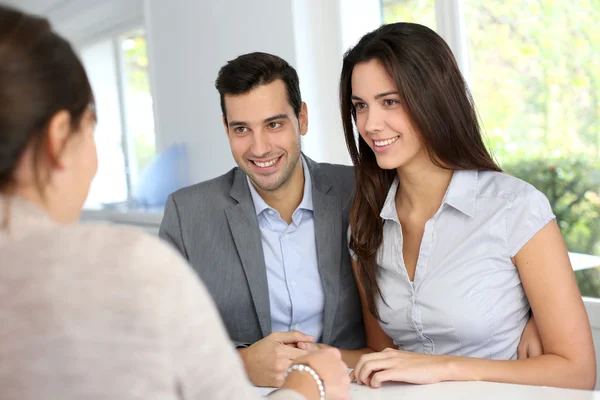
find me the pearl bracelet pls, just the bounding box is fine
[285,364,325,400]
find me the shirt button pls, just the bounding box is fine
[268,210,274,215]
[291,280,297,287]
[283,233,289,239]
[295,324,301,330]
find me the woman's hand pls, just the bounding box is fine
[517,314,543,359]
[282,347,351,400]
[350,348,452,387]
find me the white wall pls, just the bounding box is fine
[145,0,298,184]
[286,0,382,166]
[12,0,380,183]
[144,0,383,183]
[291,0,348,165]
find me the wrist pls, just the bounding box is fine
[282,364,325,400]
[443,355,476,382]
[281,371,319,400]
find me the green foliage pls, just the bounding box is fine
[465,1,600,163]
[503,157,600,297]
[503,158,600,255]
[382,0,436,28]
[122,33,150,93]
[121,32,156,173]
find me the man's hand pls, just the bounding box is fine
[239,331,314,387]
[296,342,331,352]
[517,314,543,359]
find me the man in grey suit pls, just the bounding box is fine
[159,52,365,387]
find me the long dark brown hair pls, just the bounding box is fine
[340,22,501,320]
[0,5,94,194]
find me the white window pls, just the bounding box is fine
[377,1,600,297]
[80,29,156,209]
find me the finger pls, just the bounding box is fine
[354,349,399,385]
[370,369,398,388]
[349,370,356,382]
[274,357,293,374]
[273,330,315,344]
[324,346,342,360]
[354,352,391,385]
[296,342,320,352]
[280,345,309,360]
[357,359,397,385]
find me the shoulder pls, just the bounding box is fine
[168,167,239,207]
[65,224,185,266]
[309,159,354,191]
[477,170,555,234]
[50,224,185,272]
[4,223,194,293]
[477,170,549,207]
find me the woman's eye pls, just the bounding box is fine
[354,102,367,110]
[383,99,398,106]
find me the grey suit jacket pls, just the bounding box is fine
[159,156,365,350]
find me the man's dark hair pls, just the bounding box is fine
[215,52,302,124]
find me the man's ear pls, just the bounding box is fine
[222,116,229,136]
[299,102,308,136]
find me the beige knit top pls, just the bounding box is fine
[0,196,303,400]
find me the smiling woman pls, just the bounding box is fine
[340,22,596,390]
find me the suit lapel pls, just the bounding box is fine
[307,158,342,344]
[225,169,271,337]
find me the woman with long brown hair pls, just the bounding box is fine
[341,22,595,389]
[0,4,351,399]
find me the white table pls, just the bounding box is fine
[258,381,599,399]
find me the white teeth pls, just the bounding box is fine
[374,136,399,147]
[254,157,279,168]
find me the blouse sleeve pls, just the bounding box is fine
[505,185,556,258]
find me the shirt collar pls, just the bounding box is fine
[379,170,478,220]
[380,178,400,221]
[443,170,478,217]
[247,155,313,216]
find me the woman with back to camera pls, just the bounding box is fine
[0,5,350,399]
[340,22,595,389]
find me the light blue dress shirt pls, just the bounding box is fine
[247,157,325,340]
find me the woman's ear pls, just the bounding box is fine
[45,110,72,169]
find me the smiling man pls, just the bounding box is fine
[158,52,365,388]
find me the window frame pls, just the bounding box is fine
[77,21,153,205]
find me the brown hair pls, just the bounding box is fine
[215,52,302,125]
[0,5,94,194]
[340,22,501,319]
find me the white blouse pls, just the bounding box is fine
[351,170,555,359]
